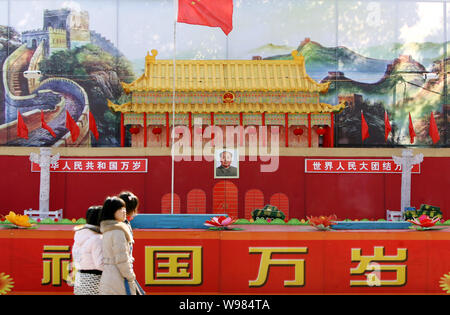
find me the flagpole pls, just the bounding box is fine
[361,110,363,147]
[171,0,177,215]
[87,108,91,147]
[226,35,229,60]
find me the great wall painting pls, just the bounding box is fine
[0,0,448,147]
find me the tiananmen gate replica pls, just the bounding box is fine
[108,49,345,148]
[0,0,449,299]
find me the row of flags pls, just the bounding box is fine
[361,110,441,144]
[17,110,99,142]
[17,108,441,145]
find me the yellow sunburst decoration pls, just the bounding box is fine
[440,272,450,294]
[0,273,14,295]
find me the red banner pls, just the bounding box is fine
[1,228,449,295]
[31,158,148,173]
[305,158,420,174]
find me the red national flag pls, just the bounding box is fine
[384,110,392,142]
[17,111,28,139]
[66,110,80,142]
[41,110,56,138]
[429,111,440,144]
[361,110,369,142]
[177,0,233,35]
[89,111,99,140]
[408,112,416,144]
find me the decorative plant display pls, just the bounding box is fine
[407,214,441,231]
[204,216,237,230]
[2,211,35,228]
[404,204,443,221]
[0,212,447,228]
[307,215,338,231]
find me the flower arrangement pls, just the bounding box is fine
[407,214,441,231]
[204,216,237,230]
[2,211,35,228]
[307,215,338,231]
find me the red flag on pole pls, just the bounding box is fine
[89,111,99,140]
[66,110,80,142]
[17,110,29,139]
[429,111,440,144]
[361,110,369,142]
[384,110,391,142]
[408,112,416,144]
[177,0,233,35]
[41,110,56,137]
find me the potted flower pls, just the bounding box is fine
[204,216,237,230]
[3,211,35,228]
[307,215,338,231]
[407,214,441,231]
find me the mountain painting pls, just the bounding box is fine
[0,0,448,147]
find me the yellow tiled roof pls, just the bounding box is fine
[121,49,330,93]
[108,99,346,114]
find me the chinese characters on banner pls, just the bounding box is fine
[145,246,203,285]
[305,159,420,174]
[42,245,72,286]
[31,158,148,173]
[41,245,410,290]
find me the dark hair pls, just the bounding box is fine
[85,206,102,226]
[118,191,139,215]
[100,196,126,221]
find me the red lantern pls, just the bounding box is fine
[152,126,162,143]
[152,127,162,135]
[316,127,326,136]
[129,125,140,135]
[293,127,304,136]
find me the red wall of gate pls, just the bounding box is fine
[0,152,448,220]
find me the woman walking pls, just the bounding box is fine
[72,206,103,295]
[99,196,138,295]
[117,190,145,294]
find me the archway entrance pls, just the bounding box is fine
[213,181,238,218]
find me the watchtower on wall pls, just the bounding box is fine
[43,8,71,31]
[21,7,91,57]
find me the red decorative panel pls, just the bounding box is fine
[186,189,206,213]
[270,193,289,219]
[2,228,449,295]
[244,189,264,219]
[161,193,181,214]
[213,181,238,218]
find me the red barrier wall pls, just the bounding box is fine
[1,226,449,295]
[0,152,448,220]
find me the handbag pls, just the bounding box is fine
[124,278,146,295]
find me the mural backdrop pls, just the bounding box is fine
[0,0,448,147]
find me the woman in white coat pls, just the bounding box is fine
[99,196,138,295]
[72,206,103,295]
